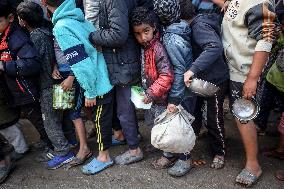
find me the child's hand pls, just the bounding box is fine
[85,98,96,107]
[52,67,62,79]
[143,95,152,104]
[61,76,74,91]
[184,70,194,87]
[221,0,230,12]
[211,0,225,8]
[167,103,178,113]
[242,77,257,99]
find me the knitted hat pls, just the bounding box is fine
[153,0,181,25]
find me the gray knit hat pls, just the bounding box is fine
[153,0,181,25]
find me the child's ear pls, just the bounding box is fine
[8,14,14,23]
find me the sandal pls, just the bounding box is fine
[82,158,114,175]
[67,151,93,168]
[111,136,126,146]
[262,148,284,160]
[236,168,262,187]
[276,170,284,181]
[151,156,177,170]
[210,155,225,169]
[144,144,159,154]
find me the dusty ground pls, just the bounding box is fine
[0,112,283,189]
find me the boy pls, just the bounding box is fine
[16,1,75,169]
[0,2,52,151]
[222,0,277,186]
[43,0,114,174]
[153,0,195,177]
[182,0,229,169]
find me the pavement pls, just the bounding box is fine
[0,113,283,189]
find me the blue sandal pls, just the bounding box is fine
[111,136,126,146]
[82,158,114,175]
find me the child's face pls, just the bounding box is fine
[0,15,13,33]
[133,23,156,47]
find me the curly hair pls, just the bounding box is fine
[130,7,155,28]
[17,1,44,28]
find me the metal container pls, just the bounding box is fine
[232,98,260,124]
[188,78,220,97]
[52,84,75,110]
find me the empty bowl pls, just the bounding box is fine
[232,98,260,124]
[188,78,220,97]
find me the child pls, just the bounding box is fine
[153,0,195,177]
[130,6,174,132]
[0,2,52,151]
[182,0,229,169]
[222,0,277,186]
[42,0,114,174]
[16,1,75,169]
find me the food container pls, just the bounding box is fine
[188,78,220,97]
[232,98,260,124]
[131,86,152,110]
[52,84,75,110]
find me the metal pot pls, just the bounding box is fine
[232,98,260,124]
[188,78,220,97]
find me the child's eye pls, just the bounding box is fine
[144,30,149,34]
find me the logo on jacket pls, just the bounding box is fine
[63,44,88,66]
[0,51,12,61]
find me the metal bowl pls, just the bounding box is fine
[232,98,260,124]
[188,78,220,97]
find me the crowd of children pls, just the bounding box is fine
[0,0,283,187]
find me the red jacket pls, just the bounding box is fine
[142,33,174,105]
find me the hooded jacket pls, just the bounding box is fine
[30,27,55,90]
[163,20,193,105]
[52,0,112,99]
[190,14,229,85]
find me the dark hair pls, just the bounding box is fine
[44,0,65,7]
[131,7,156,28]
[0,2,14,17]
[17,1,44,28]
[179,0,196,20]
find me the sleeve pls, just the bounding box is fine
[89,0,129,48]
[190,22,224,74]
[245,1,277,52]
[4,38,40,77]
[85,0,100,25]
[164,35,193,105]
[146,45,174,101]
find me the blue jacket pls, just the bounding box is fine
[163,20,193,105]
[52,0,112,99]
[190,14,229,85]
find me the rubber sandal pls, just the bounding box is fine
[210,156,225,169]
[111,136,126,146]
[235,168,262,187]
[275,170,284,181]
[82,158,114,175]
[67,151,92,169]
[151,156,177,170]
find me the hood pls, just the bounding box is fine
[164,20,191,42]
[191,14,221,34]
[52,0,85,25]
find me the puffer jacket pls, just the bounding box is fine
[89,0,152,86]
[1,24,40,106]
[141,33,174,105]
[0,75,19,130]
[163,20,193,105]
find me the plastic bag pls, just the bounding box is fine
[151,105,196,154]
[131,86,152,109]
[52,84,75,110]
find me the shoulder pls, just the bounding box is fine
[8,27,31,51]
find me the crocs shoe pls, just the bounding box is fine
[82,158,114,175]
[168,159,192,177]
[47,152,74,170]
[115,149,143,165]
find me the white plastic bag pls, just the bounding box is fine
[131,86,152,109]
[151,105,196,154]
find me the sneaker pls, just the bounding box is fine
[35,151,54,162]
[47,152,74,170]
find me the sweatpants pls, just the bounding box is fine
[92,95,113,151]
[115,86,139,149]
[192,80,228,156]
[40,88,70,156]
[20,101,53,149]
[0,123,28,154]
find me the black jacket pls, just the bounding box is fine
[1,24,41,106]
[90,0,152,86]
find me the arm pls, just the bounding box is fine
[189,22,223,75]
[243,2,277,99]
[85,0,100,25]
[146,45,174,101]
[211,0,225,8]
[89,0,129,48]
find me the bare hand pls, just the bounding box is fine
[143,95,152,104]
[184,70,194,87]
[211,0,225,8]
[221,0,230,12]
[242,77,257,99]
[85,98,96,107]
[167,103,178,113]
[95,45,103,52]
[61,76,74,91]
[52,67,62,79]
